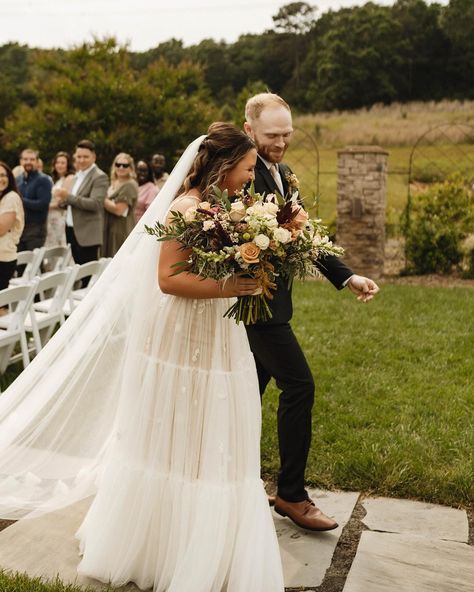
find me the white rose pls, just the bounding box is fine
[254,234,270,250]
[200,201,211,210]
[203,220,215,231]
[264,202,279,215]
[265,217,279,229]
[249,203,266,216]
[184,207,197,222]
[229,201,246,222]
[273,227,292,244]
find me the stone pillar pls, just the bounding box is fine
[336,146,388,279]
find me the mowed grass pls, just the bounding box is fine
[0,573,107,592]
[261,280,474,509]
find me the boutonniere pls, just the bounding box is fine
[285,171,300,194]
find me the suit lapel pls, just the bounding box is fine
[76,167,96,196]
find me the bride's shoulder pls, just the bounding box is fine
[168,194,201,214]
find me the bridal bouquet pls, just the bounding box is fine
[145,186,344,324]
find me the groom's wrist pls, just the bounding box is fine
[342,274,354,288]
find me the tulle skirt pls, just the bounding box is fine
[76,295,284,592]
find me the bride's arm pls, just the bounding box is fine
[158,197,258,299]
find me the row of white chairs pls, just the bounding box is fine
[10,244,74,286]
[0,257,110,379]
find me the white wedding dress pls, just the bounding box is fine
[0,137,284,591]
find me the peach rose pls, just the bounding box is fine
[292,206,309,229]
[239,242,261,264]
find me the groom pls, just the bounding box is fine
[243,93,379,531]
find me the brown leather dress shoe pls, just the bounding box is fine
[274,496,339,531]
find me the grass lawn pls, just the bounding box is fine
[0,573,104,592]
[261,281,474,509]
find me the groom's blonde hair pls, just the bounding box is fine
[245,93,290,124]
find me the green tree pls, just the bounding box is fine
[0,43,31,129]
[440,0,474,97]
[302,4,406,110]
[1,39,217,169]
[272,2,316,34]
[391,0,448,101]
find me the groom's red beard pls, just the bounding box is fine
[254,139,288,164]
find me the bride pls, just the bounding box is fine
[0,122,284,591]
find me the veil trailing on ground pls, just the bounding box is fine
[0,135,206,520]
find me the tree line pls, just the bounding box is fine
[0,0,473,166]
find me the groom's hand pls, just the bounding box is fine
[347,275,379,302]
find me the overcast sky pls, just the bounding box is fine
[0,0,448,52]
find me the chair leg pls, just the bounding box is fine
[20,331,30,368]
[31,322,42,354]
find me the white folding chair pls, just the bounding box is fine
[34,265,79,324]
[9,248,45,286]
[0,281,38,374]
[41,244,73,273]
[63,260,105,316]
[68,258,109,305]
[24,270,72,353]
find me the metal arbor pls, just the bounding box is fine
[285,126,320,214]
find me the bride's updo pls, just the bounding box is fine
[183,122,255,200]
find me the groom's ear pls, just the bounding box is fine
[243,121,253,138]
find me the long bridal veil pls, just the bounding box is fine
[0,135,206,520]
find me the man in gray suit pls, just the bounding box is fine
[55,139,108,264]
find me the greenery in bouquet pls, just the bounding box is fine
[145,185,344,324]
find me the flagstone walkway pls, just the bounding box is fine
[0,489,472,591]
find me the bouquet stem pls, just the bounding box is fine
[224,295,273,325]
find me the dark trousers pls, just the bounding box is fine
[18,222,47,252]
[66,226,99,265]
[245,322,315,502]
[0,260,17,291]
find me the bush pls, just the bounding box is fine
[403,175,473,274]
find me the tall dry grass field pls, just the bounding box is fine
[287,101,474,225]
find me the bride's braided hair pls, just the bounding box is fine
[183,122,255,200]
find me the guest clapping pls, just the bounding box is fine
[47,152,75,248]
[0,162,25,292]
[134,160,158,223]
[102,153,138,257]
[54,139,108,265]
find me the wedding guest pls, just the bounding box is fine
[11,163,24,178]
[134,160,158,223]
[0,162,24,294]
[150,152,169,191]
[46,152,75,248]
[102,153,138,257]
[16,148,52,252]
[243,93,380,531]
[54,139,108,264]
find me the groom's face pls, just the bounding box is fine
[245,105,293,164]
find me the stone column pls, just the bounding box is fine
[336,146,388,279]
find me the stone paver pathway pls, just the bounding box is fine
[0,492,472,591]
[343,496,473,592]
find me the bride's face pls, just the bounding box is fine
[221,148,257,195]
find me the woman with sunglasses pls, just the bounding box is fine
[103,153,138,257]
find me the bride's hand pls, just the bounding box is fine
[219,275,260,298]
